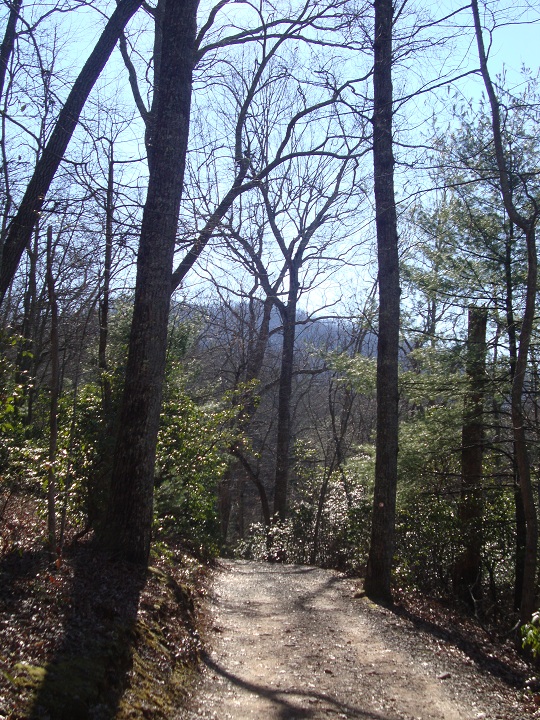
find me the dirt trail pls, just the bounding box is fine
[180,560,525,720]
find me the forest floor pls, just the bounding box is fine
[1,494,540,719]
[179,560,539,720]
[0,494,207,719]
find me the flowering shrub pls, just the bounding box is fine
[236,463,371,572]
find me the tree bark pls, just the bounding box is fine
[0,0,143,302]
[98,0,199,566]
[0,0,22,105]
[273,271,299,523]
[364,0,400,603]
[454,305,487,608]
[45,225,59,550]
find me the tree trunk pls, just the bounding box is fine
[514,477,527,611]
[0,0,22,106]
[0,0,143,302]
[364,0,400,603]
[98,147,114,417]
[0,0,22,114]
[231,447,272,528]
[511,227,538,625]
[454,305,487,608]
[45,225,59,550]
[503,227,526,612]
[227,294,273,529]
[471,0,538,625]
[273,274,299,524]
[245,295,272,384]
[15,223,37,422]
[98,0,199,566]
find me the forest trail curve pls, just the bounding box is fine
[179,560,525,720]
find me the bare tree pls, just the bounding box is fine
[126,0,374,292]
[0,0,143,300]
[213,132,365,526]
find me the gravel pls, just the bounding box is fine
[179,560,531,720]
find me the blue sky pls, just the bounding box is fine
[490,9,540,79]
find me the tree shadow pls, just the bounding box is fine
[387,601,526,689]
[22,541,146,719]
[292,572,344,613]
[201,651,395,720]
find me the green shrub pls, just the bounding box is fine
[522,611,540,657]
[154,383,242,559]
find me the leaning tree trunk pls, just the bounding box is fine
[364,0,400,603]
[98,0,199,566]
[0,0,22,108]
[0,0,143,302]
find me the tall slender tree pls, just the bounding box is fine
[471,0,539,625]
[98,0,200,565]
[364,0,400,602]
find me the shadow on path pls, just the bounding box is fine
[388,602,526,689]
[201,651,393,720]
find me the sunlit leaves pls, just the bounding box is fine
[154,382,248,557]
[327,352,376,396]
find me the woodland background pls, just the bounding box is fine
[1,0,540,654]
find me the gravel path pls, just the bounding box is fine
[180,560,527,720]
